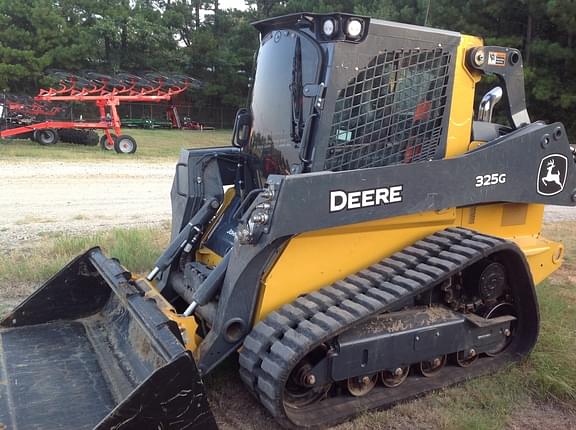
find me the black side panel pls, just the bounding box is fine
[159,146,241,291]
[266,122,576,238]
[170,146,239,240]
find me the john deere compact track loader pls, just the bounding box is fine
[2,12,576,430]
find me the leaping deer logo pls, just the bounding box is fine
[542,159,562,188]
[538,154,567,196]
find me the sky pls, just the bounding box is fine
[200,0,249,18]
[219,0,249,11]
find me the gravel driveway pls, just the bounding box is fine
[0,159,574,250]
[0,159,175,249]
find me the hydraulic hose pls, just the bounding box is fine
[146,198,220,281]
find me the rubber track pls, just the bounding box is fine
[238,228,512,428]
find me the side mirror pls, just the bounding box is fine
[232,108,252,148]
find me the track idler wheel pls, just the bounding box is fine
[381,366,410,388]
[419,355,447,377]
[346,373,378,397]
[283,362,332,408]
[484,302,516,356]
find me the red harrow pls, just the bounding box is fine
[1,71,201,153]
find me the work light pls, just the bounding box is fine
[346,18,363,38]
[322,18,336,37]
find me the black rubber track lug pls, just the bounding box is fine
[239,228,539,429]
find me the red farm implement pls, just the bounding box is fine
[165,106,216,131]
[0,71,201,153]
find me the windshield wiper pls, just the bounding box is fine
[290,36,304,144]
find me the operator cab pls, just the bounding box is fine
[233,12,461,184]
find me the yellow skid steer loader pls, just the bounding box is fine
[1,12,575,430]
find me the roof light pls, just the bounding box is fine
[346,18,363,39]
[322,18,336,38]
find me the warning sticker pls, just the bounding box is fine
[487,51,506,67]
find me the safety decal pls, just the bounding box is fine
[487,51,506,67]
[537,154,567,196]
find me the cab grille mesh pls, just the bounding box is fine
[325,48,452,171]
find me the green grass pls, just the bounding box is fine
[2,222,575,429]
[0,128,232,161]
[529,283,576,403]
[0,226,170,283]
[0,303,11,315]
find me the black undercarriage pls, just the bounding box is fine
[239,228,539,429]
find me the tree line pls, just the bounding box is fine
[0,0,574,133]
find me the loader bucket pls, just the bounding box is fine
[0,248,217,430]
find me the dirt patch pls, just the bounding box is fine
[0,282,35,319]
[0,282,34,302]
[0,159,174,250]
[331,395,447,430]
[205,359,277,430]
[506,400,576,430]
[544,206,576,223]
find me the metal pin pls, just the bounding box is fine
[183,301,198,317]
[146,266,160,281]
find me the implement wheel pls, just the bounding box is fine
[100,133,117,151]
[114,135,137,154]
[34,128,59,145]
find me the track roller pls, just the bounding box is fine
[381,366,410,388]
[454,349,479,367]
[419,355,447,377]
[346,373,378,396]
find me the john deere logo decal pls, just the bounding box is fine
[329,186,403,213]
[537,154,567,196]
